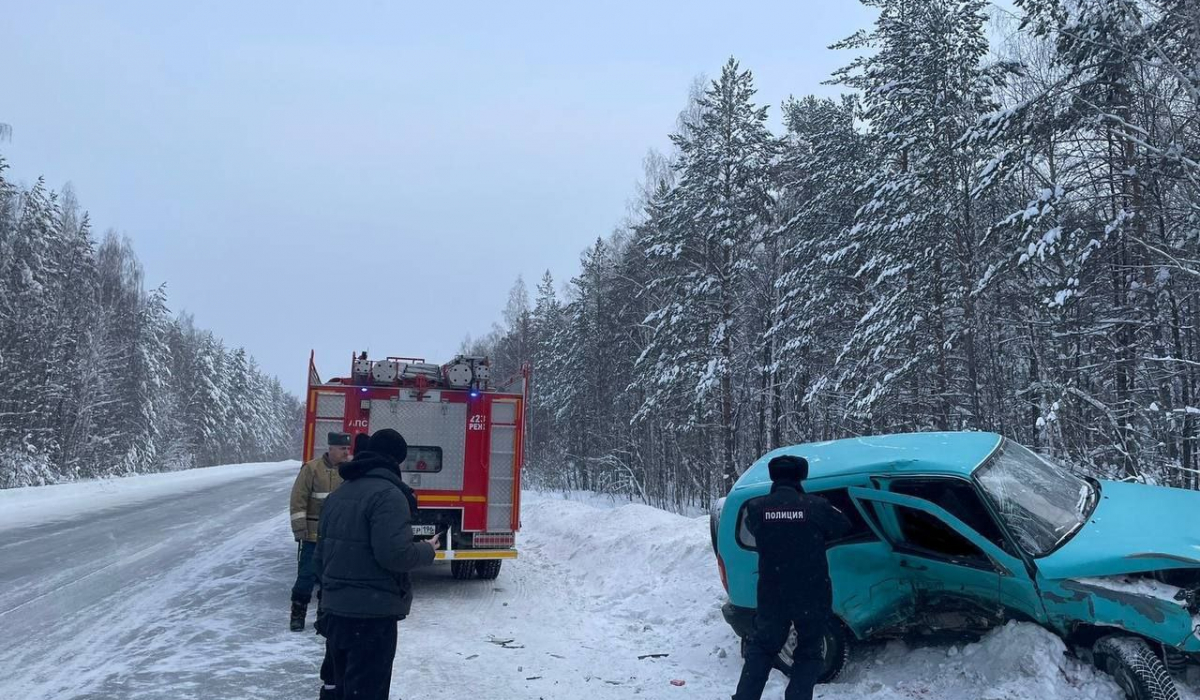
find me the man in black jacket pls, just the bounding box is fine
[313,428,438,700]
[732,455,852,700]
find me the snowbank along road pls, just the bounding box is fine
[1,461,1195,699]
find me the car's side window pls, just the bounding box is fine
[818,488,878,545]
[735,498,761,550]
[891,503,991,566]
[735,488,878,551]
[888,478,1015,556]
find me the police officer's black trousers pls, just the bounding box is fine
[732,606,825,700]
[319,614,398,700]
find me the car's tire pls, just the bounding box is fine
[475,560,502,580]
[1094,635,1181,700]
[770,620,851,683]
[451,561,475,580]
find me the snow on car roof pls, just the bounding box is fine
[734,431,1003,489]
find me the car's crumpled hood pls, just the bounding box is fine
[1036,480,1200,581]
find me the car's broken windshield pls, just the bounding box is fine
[975,440,1094,557]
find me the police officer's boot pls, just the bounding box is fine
[290,601,307,632]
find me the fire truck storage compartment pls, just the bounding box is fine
[311,391,348,457]
[368,399,467,492]
[487,400,518,532]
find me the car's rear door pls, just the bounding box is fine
[812,487,917,638]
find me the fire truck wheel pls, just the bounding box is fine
[451,561,476,580]
[475,560,502,580]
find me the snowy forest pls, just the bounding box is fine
[0,149,303,488]
[472,0,1200,510]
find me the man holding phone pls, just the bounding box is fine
[313,429,438,700]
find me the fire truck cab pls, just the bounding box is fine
[303,351,525,580]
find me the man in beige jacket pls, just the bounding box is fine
[289,432,351,631]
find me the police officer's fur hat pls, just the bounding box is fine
[768,455,808,483]
[327,432,352,447]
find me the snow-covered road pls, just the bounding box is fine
[0,463,1191,699]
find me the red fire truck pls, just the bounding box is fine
[302,351,526,580]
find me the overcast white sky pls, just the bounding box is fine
[1,1,875,394]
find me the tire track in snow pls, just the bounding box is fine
[0,539,167,618]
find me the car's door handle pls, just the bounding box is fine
[899,559,928,571]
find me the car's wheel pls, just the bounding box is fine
[451,561,475,580]
[771,620,851,683]
[1094,635,1181,700]
[475,560,502,580]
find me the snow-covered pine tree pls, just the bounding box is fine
[49,193,101,477]
[550,239,615,491]
[831,0,1003,431]
[128,284,173,471]
[224,347,255,460]
[90,233,146,476]
[0,165,60,485]
[771,94,876,441]
[492,276,532,381]
[0,178,64,462]
[527,270,564,475]
[635,57,776,492]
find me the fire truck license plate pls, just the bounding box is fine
[412,525,436,537]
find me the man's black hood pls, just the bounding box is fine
[339,452,401,482]
[338,452,419,514]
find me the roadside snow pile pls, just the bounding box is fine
[521,495,726,630]
[534,488,709,517]
[828,622,1120,700]
[0,460,297,532]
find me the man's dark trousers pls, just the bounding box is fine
[292,540,318,604]
[322,614,398,700]
[732,604,825,700]
[317,609,339,699]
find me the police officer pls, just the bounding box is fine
[288,432,351,631]
[733,455,852,700]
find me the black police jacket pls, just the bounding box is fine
[745,482,853,612]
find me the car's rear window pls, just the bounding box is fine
[735,487,876,550]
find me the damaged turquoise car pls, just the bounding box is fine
[711,432,1200,700]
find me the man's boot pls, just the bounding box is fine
[290,601,307,632]
[318,685,340,700]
